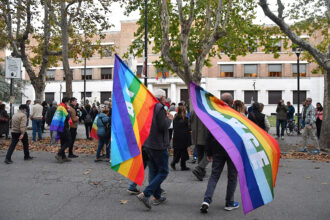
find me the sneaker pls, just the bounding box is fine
[281,136,284,140]
[68,154,79,158]
[4,159,13,164]
[94,158,103,162]
[136,193,151,209]
[161,189,166,196]
[310,150,320,154]
[181,167,190,171]
[24,156,33,161]
[192,169,203,181]
[55,154,64,163]
[127,188,140,195]
[62,157,72,162]
[224,201,239,211]
[152,197,166,205]
[298,148,308,153]
[200,202,209,213]
[189,157,197,164]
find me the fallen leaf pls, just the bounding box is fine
[83,170,91,175]
[44,193,49,195]
[93,181,99,185]
[314,167,320,169]
[305,176,311,179]
[321,182,328,185]
[120,200,128,204]
[286,171,292,174]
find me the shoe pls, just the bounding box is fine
[310,150,320,154]
[189,157,197,164]
[62,157,72,162]
[192,169,203,181]
[55,154,64,163]
[298,148,308,153]
[127,188,140,195]
[161,189,166,196]
[170,162,176,170]
[24,156,33,161]
[224,201,239,211]
[4,159,13,164]
[281,136,284,140]
[181,167,190,171]
[94,158,103,162]
[68,154,79,158]
[136,193,151,209]
[152,197,166,205]
[200,202,209,213]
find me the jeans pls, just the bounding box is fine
[50,131,56,145]
[143,148,169,200]
[69,128,77,155]
[58,128,72,158]
[203,148,238,205]
[303,124,320,150]
[193,146,197,158]
[6,132,30,160]
[276,119,286,137]
[32,119,42,141]
[96,136,110,158]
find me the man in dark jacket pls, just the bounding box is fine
[46,101,57,145]
[200,93,239,214]
[136,89,173,209]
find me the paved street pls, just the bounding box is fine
[0,149,329,220]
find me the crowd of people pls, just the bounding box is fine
[0,91,325,213]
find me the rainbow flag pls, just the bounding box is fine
[90,114,99,140]
[50,103,69,140]
[111,54,158,185]
[190,82,280,214]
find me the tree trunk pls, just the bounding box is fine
[320,57,330,151]
[61,2,72,99]
[30,77,45,101]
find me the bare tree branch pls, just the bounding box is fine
[22,0,31,41]
[276,0,284,19]
[68,0,82,26]
[15,0,22,39]
[47,0,61,26]
[259,0,326,68]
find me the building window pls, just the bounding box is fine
[292,64,307,77]
[271,40,282,52]
[45,92,55,105]
[244,64,258,77]
[220,65,234,77]
[101,68,112,79]
[268,91,282,104]
[46,70,55,81]
[268,64,282,77]
[293,90,307,104]
[81,92,92,100]
[244,91,258,104]
[101,92,112,104]
[81,68,92,80]
[220,90,234,100]
[156,68,169,79]
[136,65,143,78]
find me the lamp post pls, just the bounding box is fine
[144,0,148,87]
[295,47,301,134]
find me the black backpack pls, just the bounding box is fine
[85,110,93,124]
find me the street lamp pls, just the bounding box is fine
[295,47,302,134]
[144,0,148,87]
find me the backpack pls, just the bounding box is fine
[85,110,93,124]
[100,116,111,140]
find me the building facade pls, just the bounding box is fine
[3,20,324,115]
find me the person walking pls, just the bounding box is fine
[25,100,31,127]
[0,104,9,139]
[68,97,79,158]
[248,102,270,132]
[136,89,173,209]
[46,101,58,145]
[30,99,43,142]
[168,105,176,144]
[170,105,191,171]
[41,101,48,133]
[4,104,33,164]
[200,93,239,214]
[275,100,288,140]
[95,108,111,162]
[82,104,93,139]
[299,98,320,154]
[315,102,323,140]
[190,109,209,181]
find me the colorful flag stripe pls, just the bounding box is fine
[50,103,69,140]
[90,115,99,140]
[111,54,158,185]
[190,82,280,214]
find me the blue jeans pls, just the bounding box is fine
[193,146,197,158]
[143,148,169,200]
[32,119,42,141]
[276,119,286,137]
[204,148,238,205]
[96,136,110,158]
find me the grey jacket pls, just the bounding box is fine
[144,103,172,150]
[189,110,208,146]
[303,104,316,125]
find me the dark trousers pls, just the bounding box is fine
[194,145,209,176]
[172,147,189,168]
[69,127,77,155]
[276,119,286,137]
[84,123,92,139]
[316,118,322,139]
[6,132,30,160]
[203,148,238,205]
[58,129,72,158]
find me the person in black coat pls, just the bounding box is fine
[170,105,191,171]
